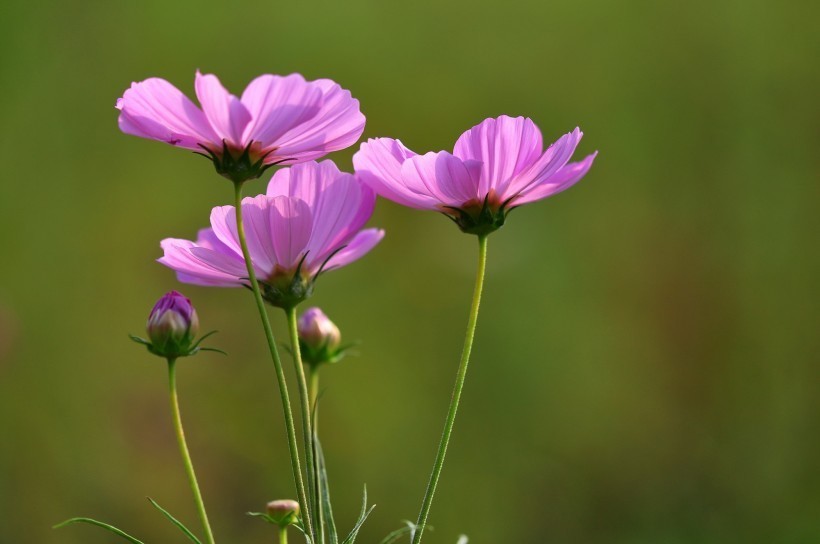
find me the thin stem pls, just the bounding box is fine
[412,234,489,544]
[166,358,216,544]
[232,183,314,541]
[286,306,320,543]
[279,526,288,544]
[308,366,324,543]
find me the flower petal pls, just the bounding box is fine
[117,77,218,150]
[240,73,324,148]
[271,79,366,163]
[323,228,385,271]
[159,237,247,287]
[400,151,483,208]
[194,71,252,148]
[266,196,313,271]
[513,152,597,206]
[503,128,583,199]
[452,115,543,197]
[353,138,438,209]
[267,161,376,266]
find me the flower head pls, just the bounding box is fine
[265,499,300,527]
[117,71,365,184]
[159,161,384,308]
[298,307,350,366]
[353,115,596,235]
[130,291,222,359]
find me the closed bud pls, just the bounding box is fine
[298,307,341,353]
[266,499,300,526]
[145,291,199,358]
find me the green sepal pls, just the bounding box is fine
[129,330,225,360]
[442,194,515,236]
[147,497,203,544]
[247,510,301,528]
[53,517,145,544]
[195,139,291,184]
[300,340,358,368]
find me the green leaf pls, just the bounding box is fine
[340,486,375,544]
[316,438,339,544]
[379,523,414,544]
[53,517,146,544]
[147,497,202,544]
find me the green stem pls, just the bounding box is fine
[166,358,216,544]
[412,234,489,544]
[308,366,324,543]
[285,306,320,543]
[278,525,288,544]
[232,183,314,542]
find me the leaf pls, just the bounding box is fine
[316,438,339,544]
[147,497,202,544]
[53,517,146,544]
[340,486,375,544]
[379,523,414,544]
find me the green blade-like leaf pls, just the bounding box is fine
[316,438,339,544]
[341,486,375,544]
[53,517,146,544]
[379,524,414,544]
[147,497,203,544]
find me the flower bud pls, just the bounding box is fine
[146,291,199,358]
[298,307,341,352]
[266,499,300,526]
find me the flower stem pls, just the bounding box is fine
[412,234,489,544]
[232,183,314,542]
[279,525,288,544]
[285,306,321,543]
[166,358,216,544]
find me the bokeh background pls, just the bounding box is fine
[1,0,818,542]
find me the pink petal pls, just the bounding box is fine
[240,73,324,147]
[453,115,543,197]
[353,138,438,209]
[159,238,247,286]
[268,161,377,267]
[194,71,252,148]
[513,152,597,206]
[208,205,244,257]
[267,196,313,271]
[503,128,583,199]
[323,228,385,271]
[271,79,366,163]
[117,78,218,151]
[400,152,483,208]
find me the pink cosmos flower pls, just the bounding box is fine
[159,161,383,308]
[353,115,596,235]
[117,71,365,183]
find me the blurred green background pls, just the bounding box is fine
[1,0,818,542]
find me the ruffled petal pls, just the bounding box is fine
[117,77,218,151]
[159,237,247,287]
[271,79,366,163]
[353,138,439,209]
[323,228,385,271]
[266,196,314,271]
[267,161,376,266]
[502,128,583,199]
[240,73,324,147]
[513,152,597,206]
[400,151,483,208]
[453,115,543,196]
[194,71,252,148]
